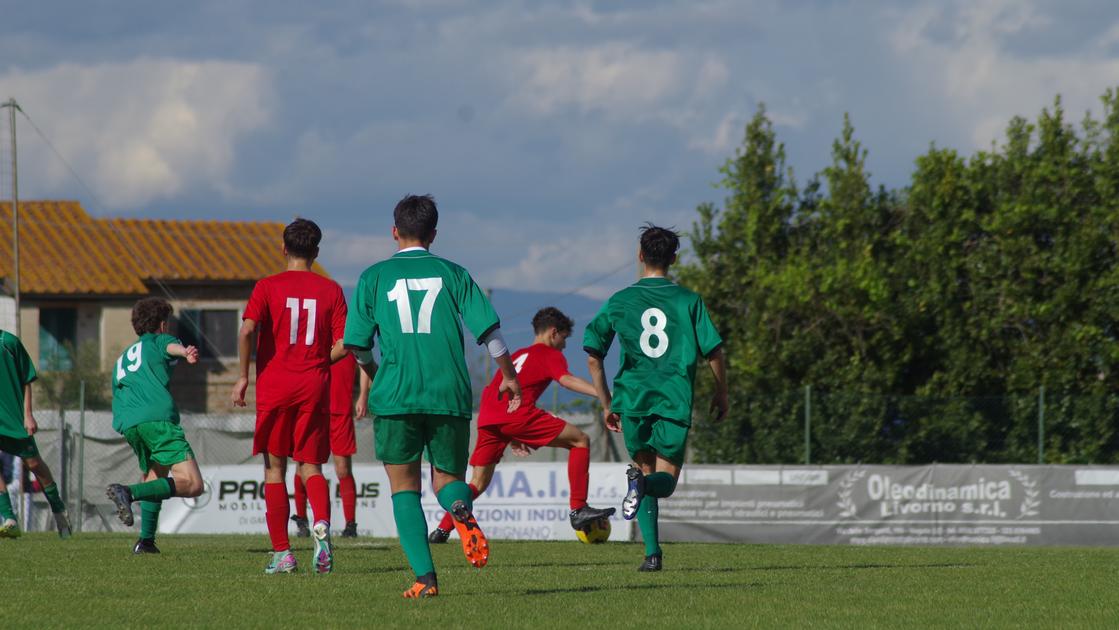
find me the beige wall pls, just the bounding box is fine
[100,303,134,371]
[18,304,38,365]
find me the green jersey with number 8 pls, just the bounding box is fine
[343,249,500,419]
[583,277,723,425]
[112,333,183,433]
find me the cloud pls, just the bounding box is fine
[888,0,1119,149]
[319,229,397,285]
[1,58,271,210]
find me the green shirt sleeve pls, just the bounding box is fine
[343,270,378,350]
[15,335,36,385]
[582,300,615,358]
[454,267,500,343]
[693,296,723,357]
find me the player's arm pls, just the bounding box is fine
[558,373,598,397]
[23,383,37,436]
[487,333,523,413]
[706,346,729,420]
[329,339,348,363]
[586,354,618,432]
[232,318,256,407]
[166,343,200,364]
[355,366,372,418]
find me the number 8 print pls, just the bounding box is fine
[639,308,669,358]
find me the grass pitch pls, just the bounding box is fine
[4,533,1117,628]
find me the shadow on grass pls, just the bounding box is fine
[244,544,393,553]
[516,581,763,596]
[746,562,976,572]
[499,559,634,569]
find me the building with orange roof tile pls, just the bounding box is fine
[0,200,330,412]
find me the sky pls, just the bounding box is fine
[2,0,1119,297]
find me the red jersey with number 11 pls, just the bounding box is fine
[478,343,570,426]
[244,270,348,411]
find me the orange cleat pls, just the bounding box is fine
[450,500,490,568]
[403,581,438,599]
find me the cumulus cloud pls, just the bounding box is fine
[0,58,271,210]
[319,229,397,285]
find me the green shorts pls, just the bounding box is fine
[622,415,690,465]
[123,422,195,474]
[0,434,40,459]
[374,414,470,475]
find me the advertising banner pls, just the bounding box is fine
[661,465,1119,545]
[159,462,634,541]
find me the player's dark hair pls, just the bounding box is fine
[132,297,173,335]
[394,194,439,242]
[283,217,322,260]
[532,307,574,335]
[639,223,680,270]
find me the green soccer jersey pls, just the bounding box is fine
[583,277,723,425]
[343,248,500,419]
[111,333,182,433]
[0,330,37,439]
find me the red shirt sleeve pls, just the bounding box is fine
[244,280,268,323]
[332,284,348,344]
[548,348,571,382]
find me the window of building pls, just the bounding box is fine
[39,307,77,371]
[177,309,239,359]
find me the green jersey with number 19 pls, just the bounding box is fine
[343,249,500,419]
[112,333,182,433]
[583,277,723,425]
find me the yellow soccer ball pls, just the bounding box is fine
[576,517,611,544]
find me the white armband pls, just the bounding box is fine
[351,348,375,365]
[481,330,508,359]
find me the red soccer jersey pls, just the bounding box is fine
[329,353,357,416]
[244,270,347,411]
[478,343,570,426]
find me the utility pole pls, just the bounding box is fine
[1,98,20,337]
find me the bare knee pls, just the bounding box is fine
[570,429,590,450]
[25,458,54,485]
[333,456,352,478]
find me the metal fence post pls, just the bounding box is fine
[77,380,85,534]
[804,384,812,465]
[1038,385,1045,465]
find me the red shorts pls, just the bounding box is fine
[330,412,357,457]
[469,411,567,467]
[253,406,330,464]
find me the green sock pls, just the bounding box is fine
[392,491,435,578]
[644,472,677,498]
[140,501,161,541]
[129,478,173,502]
[637,495,661,556]
[0,491,15,520]
[436,481,473,513]
[42,483,66,513]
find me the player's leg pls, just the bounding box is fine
[0,460,17,538]
[377,414,438,597]
[630,416,687,572]
[262,452,297,573]
[133,465,164,554]
[428,415,488,569]
[333,455,358,537]
[21,437,71,538]
[330,411,359,537]
[541,419,617,529]
[108,424,195,530]
[291,474,310,537]
[294,406,333,573]
[430,425,504,543]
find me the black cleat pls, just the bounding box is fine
[638,553,662,572]
[106,484,135,526]
[569,505,617,530]
[341,521,359,538]
[291,515,311,538]
[132,538,161,554]
[428,527,451,544]
[622,464,646,520]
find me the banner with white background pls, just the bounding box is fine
[159,462,633,541]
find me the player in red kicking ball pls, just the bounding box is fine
[429,307,615,543]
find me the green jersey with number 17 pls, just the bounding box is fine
[583,277,723,425]
[343,249,500,419]
[112,333,182,433]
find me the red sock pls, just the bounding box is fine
[264,482,291,552]
[568,447,590,510]
[292,474,307,519]
[305,474,331,525]
[437,482,481,531]
[338,475,357,523]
